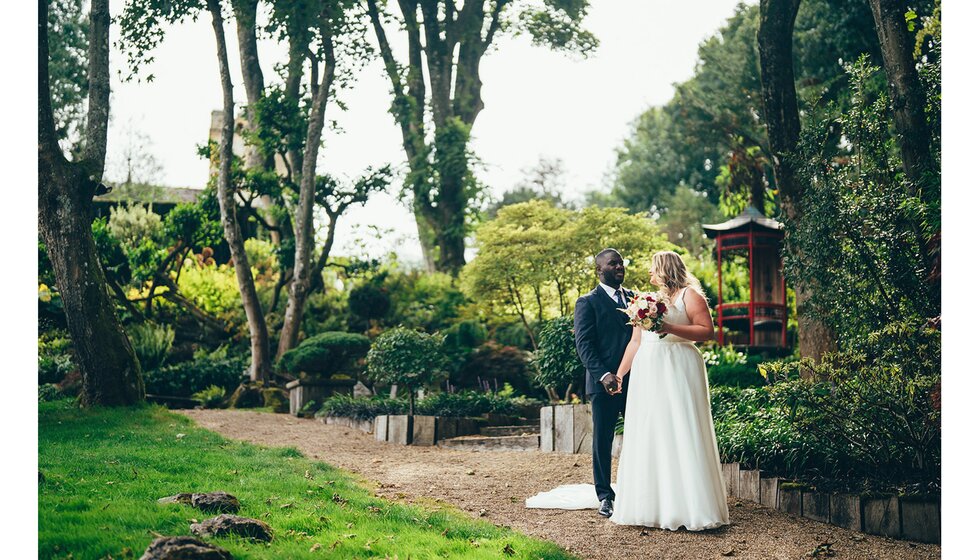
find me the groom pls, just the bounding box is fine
[573,248,633,518]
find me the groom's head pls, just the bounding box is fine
[594,248,626,288]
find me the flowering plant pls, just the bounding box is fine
[620,291,668,336]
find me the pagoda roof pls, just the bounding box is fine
[702,206,783,238]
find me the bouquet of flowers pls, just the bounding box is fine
[620,291,668,336]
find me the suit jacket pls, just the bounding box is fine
[573,286,634,396]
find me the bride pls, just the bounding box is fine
[527,251,729,531]
[609,250,728,530]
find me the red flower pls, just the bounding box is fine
[656,302,667,314]
[637,308,648,319]
[646,296,654,302]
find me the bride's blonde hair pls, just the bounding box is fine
[650,251,705,299]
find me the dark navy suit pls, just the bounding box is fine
[573,285,633,502]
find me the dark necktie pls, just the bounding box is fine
[615,289,626,308]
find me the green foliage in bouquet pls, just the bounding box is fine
[277,331,371,377]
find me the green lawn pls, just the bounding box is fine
[38,400,575,560]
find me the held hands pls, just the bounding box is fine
[600,374,620,395]
[607,373,627,395]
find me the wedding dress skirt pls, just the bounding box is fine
[609,331,729,530]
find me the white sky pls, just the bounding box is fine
[105,0,746,264]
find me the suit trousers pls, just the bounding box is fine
[590,389,627,502]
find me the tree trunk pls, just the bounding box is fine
[277,33,336,359]
[757,0,836,361]
[866,0,935,191]
[310,212,339,293]
[208,0,272,382]
[38,0,144,406]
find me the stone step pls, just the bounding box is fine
[437,434,540,452]
[479,425,540,437]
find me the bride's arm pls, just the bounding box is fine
[615,326,643,383]
[659,289,715,342]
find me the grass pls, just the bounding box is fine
[38,400,575,560]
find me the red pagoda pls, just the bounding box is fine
[702,206,788,348]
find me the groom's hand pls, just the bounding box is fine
[601,375,619,395]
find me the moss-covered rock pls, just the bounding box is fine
[261,387,289,413]
[227,383,263,409]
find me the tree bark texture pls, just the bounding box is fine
[38,0,144,406]
[277,29,337,359]
[866,0,935,190]
[757,0,836,361]
[208,0,272,382]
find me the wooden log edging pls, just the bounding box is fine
[720,463,940,544]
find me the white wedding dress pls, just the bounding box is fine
[527,287,729,531]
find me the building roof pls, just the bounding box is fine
[97,183,204,205]
[702,205,783,238]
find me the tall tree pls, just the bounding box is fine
[757,0,836,360]
[866,0,936,190]
[207,0,274,381]
[365,0,597,274]
[38,0,145,405]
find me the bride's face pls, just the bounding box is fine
[648,266,661,287]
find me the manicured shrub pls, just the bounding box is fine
[315,395,408,421]
[531,316,582,402]
[143,356,247,397]
[416,391,518,418]
[277,331,371,377]
[348,283,391,324]
[367,327,449,415]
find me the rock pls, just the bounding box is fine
[139,536,232,560]
[353,381,372,398]
[261,387,289,413]
[191,492,240,513]
[158,493,194,505]
[228,384,263,409]
[190,514,273,542]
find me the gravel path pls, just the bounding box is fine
[179,409,940,560]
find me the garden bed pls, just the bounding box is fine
[720,463,940,544]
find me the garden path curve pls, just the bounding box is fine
[180,409,940,560]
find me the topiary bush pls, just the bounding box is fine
[367,327,449,415]
[277,331,372,377]
[348,282,391,327]
[143,356,247,397]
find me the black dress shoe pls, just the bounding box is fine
[598,498,613,517]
